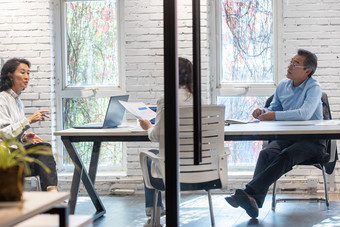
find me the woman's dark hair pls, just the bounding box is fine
[0,58,31,92]
[178,57,193,94]
[297,49,317,77]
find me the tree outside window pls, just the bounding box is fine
[218,0,273,167]
[62,0,122,167]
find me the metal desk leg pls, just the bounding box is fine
[89,141,101,183]
[87,141,106,219]
[69,167,82,214]
[61,137,106,220]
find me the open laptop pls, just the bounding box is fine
[73,95,129,129]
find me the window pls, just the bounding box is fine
[220,0,273,84]
[216,0,279,168]
[57,0,123,170]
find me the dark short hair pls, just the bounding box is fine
[297,49,317,77]
[178,57,193,94]
[0,58,31,92]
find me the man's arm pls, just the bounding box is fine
[275,85,322,121]
[257,111,276,121]
[253,91,281,121]
[252,108,265,119]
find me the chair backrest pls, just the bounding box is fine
[321,92,338,173]
[158,105,228,188]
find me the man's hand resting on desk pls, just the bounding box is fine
[252,108,264,119]
[257,112,276,121]
[139,119,152,130]
[252,108,276,121]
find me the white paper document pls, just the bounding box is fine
[119,100,156,120]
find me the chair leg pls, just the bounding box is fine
[35,176,41,191]
[321,165,330,208]
[272,181,277,211]
[207,190,215,227]
[28,176,41,191]
[151,189,161,227]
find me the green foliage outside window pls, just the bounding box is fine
[63,97,123,166]
[63,0,122,167]
[66,0,118,86]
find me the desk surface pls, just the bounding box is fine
[53,120,340,219]
[0,192,69,227]
[54,120,340,138]
[223,120,340,141]
[54,124,147,137]
[225,120,340,134]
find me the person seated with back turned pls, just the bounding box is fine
[0,58,58,192]
[139,57,193,223]
[225,49,326,218]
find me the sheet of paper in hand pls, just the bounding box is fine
[119,100,156,121]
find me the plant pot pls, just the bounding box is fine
[0,165,24,202]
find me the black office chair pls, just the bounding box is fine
[265,92,338,210]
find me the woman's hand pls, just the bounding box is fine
[22,132,43,143]
[27,110,50,124]
[139,119,152,130]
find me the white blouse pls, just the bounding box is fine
[0,89,30,141]
[147,88,193,142]
[147,88,194,178]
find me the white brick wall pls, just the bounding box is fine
[1,0,340,194]
[278,0,340,192]
[0,0,53,142]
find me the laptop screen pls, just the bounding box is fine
[103,95,129,128]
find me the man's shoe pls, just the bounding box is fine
[234,189,259,218]
[225,194,239,208]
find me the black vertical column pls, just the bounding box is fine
[193,0,202,165]
[164,0,180,226]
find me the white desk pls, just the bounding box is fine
[0,192,69,227]
[54,120,340,219]
[224,120,340,140]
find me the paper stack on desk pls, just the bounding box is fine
[119,100,156,121]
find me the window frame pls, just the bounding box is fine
[211,0,284,170]
[213,0,284,99]
[55,0,126,172]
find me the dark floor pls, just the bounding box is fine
[73,191,340,227]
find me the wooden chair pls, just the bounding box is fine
[139,105,228,227]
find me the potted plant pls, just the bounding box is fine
[0,135,52,202]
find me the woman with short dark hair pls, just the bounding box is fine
[0,58,58,192]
